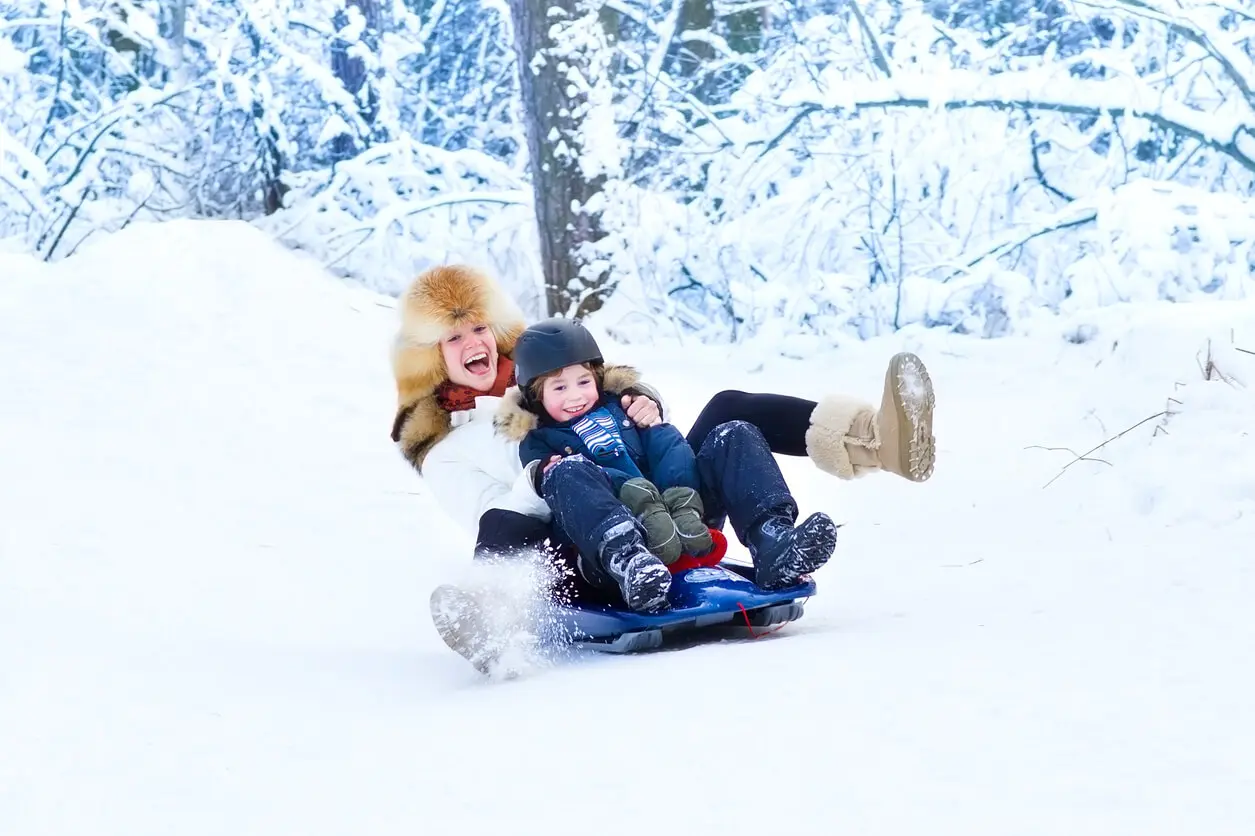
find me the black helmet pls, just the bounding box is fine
[513,317,604,390]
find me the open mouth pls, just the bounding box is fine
[463,351,491,376]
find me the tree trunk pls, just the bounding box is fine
[721,4,766,55]
[331,0,383,161]
[668,0,715,77]
[159,0,189,83]
[509,0,614,318]
[254,100,287,216]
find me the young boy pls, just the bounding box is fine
[516,324,714,565]
[501,317,838,614]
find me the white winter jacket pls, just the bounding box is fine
[420,395,550,536]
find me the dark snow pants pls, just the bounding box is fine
[690,419,797,545]
[536,420,798,591]
[473,390,816,583]
[540,456,642,592]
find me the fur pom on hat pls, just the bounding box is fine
[390,265,527,470]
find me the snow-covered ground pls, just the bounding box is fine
[2,220,1253,835]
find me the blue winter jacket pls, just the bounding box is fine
[518,395,701,495]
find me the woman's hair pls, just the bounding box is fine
[525,361,605,409]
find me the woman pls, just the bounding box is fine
[388,264,667,541]
[390,264,936,671]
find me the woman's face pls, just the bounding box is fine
[440,322,499,391]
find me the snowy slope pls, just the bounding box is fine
[2,220,1254,835]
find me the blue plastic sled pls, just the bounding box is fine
[549,559,816,654]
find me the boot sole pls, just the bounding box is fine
[886,352,936,482]
[625,559,672,612]
[430,584,497,675]
[758,513,838,590]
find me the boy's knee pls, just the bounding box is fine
[552,453,593,473]
[706,419,761,448]
[541,453,596,492]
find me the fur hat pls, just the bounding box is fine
[390,265,526,470]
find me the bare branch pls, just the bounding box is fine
[1078,0,1255,112]
[1040,412,1168,488]
[614,44,737,149]
[847,1,893,78]
[1198,338,1246,387]
[750,73,1255,174]
[42,186,95,261]
[1025,109,1076,202]
[43,87,196,182]
[1025,444,1114,468]
[753,102,821,162]
[318,190,530,247]
[939,206,1098,281]
[1209,1,1255,25]
[942,558,985,568]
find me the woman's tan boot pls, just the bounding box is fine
[804,352,936,482]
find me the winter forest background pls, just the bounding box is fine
[3,0,1254,344]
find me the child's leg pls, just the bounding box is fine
[695,420,837,590]
[639,425,714,556]
[542,455,672,612]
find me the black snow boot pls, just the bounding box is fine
[748,512,838,590]
[597,521,673,612]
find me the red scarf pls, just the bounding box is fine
[435,356,517,413]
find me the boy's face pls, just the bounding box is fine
[540,364,598,422]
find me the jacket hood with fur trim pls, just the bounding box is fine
[390,265,526,470]
[492,365,654,443]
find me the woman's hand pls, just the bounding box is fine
[542,454,563,474]
[622,393,661,428]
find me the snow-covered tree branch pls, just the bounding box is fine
[752,71,1255,174]
[4,0,1254,345]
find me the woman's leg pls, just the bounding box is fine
[473,507,613,604]
[686,390,816,456]
[474,508,554,559]
[686,352,937,483]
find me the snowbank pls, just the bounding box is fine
[1039,300,1255,526]
[2,219,1253,836]
[0,249,43,280]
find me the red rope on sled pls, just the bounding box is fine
[735,601,796,640]
[669,529,811,640]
